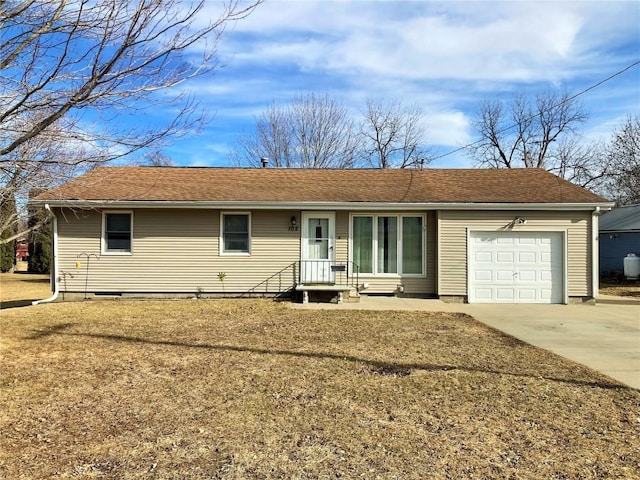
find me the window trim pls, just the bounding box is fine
[220,211,251,256]
[350,213,426,277]
[101,210,133,255]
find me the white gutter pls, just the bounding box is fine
[30,200,616,211]
[592,206,600,301]
[32,205,59,305]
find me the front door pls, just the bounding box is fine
[301,212,335,284]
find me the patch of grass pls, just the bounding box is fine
[1,300,639,479]
[600,282,640,298]
[0,273,51,306]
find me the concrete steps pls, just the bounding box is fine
[295,284,359,304]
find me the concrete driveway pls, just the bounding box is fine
[294,295,640,390]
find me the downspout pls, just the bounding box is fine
[32,205,59,305]
[591,206,600,302]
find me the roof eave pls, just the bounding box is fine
[31,199,616,211]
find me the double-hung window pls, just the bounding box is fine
[221,213,250,254]
[102,212,133,254]
[352,214,424,275]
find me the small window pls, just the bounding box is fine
[222,213,250,254]
[103,212,132,253]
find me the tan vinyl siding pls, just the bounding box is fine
[438,210,592,298]
[335,211,349,265]
[56,208,301,294]
[346,211,436,296]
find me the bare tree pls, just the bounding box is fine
[0,116,101,243]
[230,102,296,167]
[551,137,609,190]
[0,0,261,243]
[602,116,640,204]
[360,98,431,168]
[293,93,361,168]
[469,90,607,186]
[230,93,361,168]
[140,150,175,167]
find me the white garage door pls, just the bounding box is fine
[469,231,564,304]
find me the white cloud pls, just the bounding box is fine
[165,0,640,167]
[426,110,472,148]
[216,1,637,84]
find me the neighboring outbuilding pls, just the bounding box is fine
[32,167,613,304]
[14,239,29,272]
[599,204,640,276]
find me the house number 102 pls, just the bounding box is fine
[288,226,299,232]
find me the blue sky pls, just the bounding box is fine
[158,0,640,168]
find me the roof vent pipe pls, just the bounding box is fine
[261,157,269,168]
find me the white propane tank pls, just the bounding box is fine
[623,253,640,279]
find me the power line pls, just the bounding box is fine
[431,59,640,162]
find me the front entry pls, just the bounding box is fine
[301,212,335,284]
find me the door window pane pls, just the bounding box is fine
[307,218,329,259]
[377,216,397,273]
[402,216,423,274]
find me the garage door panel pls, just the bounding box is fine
[496,236,514,244]
[496,289,515,300]
[519,270,536,281]
[496,270,515,281]
[475,251,493,263]
[517,237,536,245]
[497,252,514,263]
[475,288,493,300]
[540,288,554,301]
[473,235,494,244]
[540,270,555,282]
[517,289,537,301]
[540,252,552,263]
[474,270,492,281]
[518,251,536,263]
[470,231,564,304]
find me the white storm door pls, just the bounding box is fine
[301,212,335,283]
[469,231,564,304]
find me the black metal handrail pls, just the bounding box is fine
[239,261,298,298]
[240,260,361,298]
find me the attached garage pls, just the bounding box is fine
[468,231,565,304]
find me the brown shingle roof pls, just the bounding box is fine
[36,167,608,204]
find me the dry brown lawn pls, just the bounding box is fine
[0,273,51,306]
[600,282,640,298]
[1,293,639,478]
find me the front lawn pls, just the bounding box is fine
[0,273,51,306]
[1,300,638,479]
